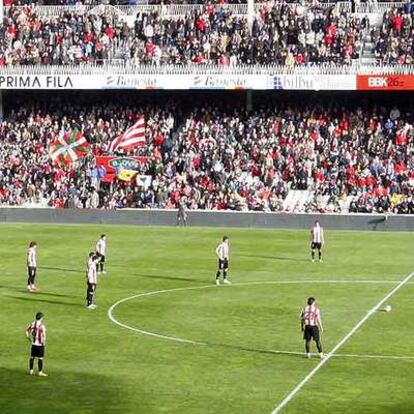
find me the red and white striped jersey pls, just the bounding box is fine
[87,257,99,284]
[27,247,37,267]
[216,241,229,260]
[96,238,106,256]
[301,305,321,327]
[311,225,324,244]
[27,321,46,346]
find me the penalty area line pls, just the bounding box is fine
[270,269,414,414]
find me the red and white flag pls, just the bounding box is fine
[109,116,145,153]
[49,128,90,165]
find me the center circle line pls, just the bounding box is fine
[107,279,401,345]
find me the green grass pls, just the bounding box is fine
[0,224,413,414]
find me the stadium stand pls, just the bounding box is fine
[0,93,413,214]
[0,2,413,215]
[373,5,414,65]
[0,4,119,65]
[0,2,364,66]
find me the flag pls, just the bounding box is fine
[109,116,145,153]
[136,175,152,189]
[117,169,138,182]
[49,129,90,165]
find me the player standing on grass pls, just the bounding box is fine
[301,297,324,359]
[215,236,231,285]
[95,234,107,274]
[177,200,188,226]
[86,252,101,309]
[310,221,324,262]
[27,241,38,292]
[26,312,48,376]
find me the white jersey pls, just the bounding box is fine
[96,239,106,256]
[87,257,99,284]
[27,247,37,267]
[311,225,324,244]
[216,242,229,260]
[301,305,321,327]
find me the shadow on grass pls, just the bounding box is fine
[38,266,83,274]
[0,286,74,297]
[35,291,76,298]
[40,265,203,284]
[3,294,80,307]
[0,368,123,414]
[202,341,306,360]
[236,254,309,263]
[130,273,204,283]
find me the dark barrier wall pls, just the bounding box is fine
[0,208,413,231]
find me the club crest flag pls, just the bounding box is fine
[117,169,138,182]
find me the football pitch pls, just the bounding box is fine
[1,223,413,414]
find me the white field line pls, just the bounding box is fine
[108,284,215,345]
[107,280,402,340]
[271,270,414,414]
[265,349,414,361]
[333,353,414,361]
[108,279,414,363]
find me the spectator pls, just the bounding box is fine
[374,6,414,64]
[0,94,413,214]
[0,3,363,66]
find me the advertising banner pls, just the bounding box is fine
[104,74,265,90]
[0,73,358,90]
[0,74,100,89]
[357,75,414,90]
[271,74,356,90]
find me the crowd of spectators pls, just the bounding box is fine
[0,95,413,214]
[0,3,364,66]
[373,5,414,64]
[2,0,298,6]
[251,2,363,66]
[0,4,119,65]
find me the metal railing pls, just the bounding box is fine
[1,61,413,76]
[4,1,410,17]
[355,2,407,14]
[4,1,355,17]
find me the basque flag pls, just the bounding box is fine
[49,128,90,165]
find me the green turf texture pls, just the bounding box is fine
[0,224,413,414]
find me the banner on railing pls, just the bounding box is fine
[0,73,360,90]
[0,74,81,89]
[104,74,267,90]
[357,74,414,90]
[271,74,355,90]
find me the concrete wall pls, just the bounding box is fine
[0,208,413,231]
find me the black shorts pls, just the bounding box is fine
[31,345,45,358]
[96,253,105,263]
[303,325,320,342]
[218,259,229,270]
[311,242,322,250]
[28,267,37,278]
